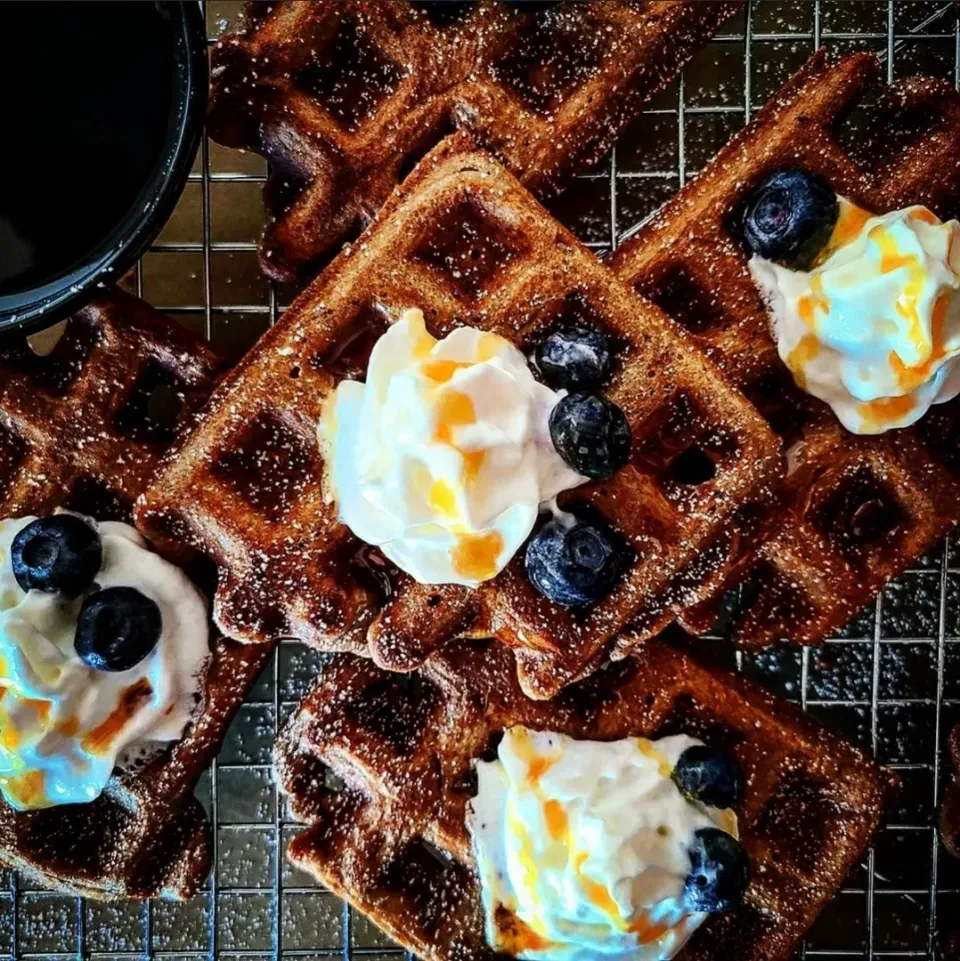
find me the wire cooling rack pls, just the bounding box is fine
[7,1,960,958]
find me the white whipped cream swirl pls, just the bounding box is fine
[320,308,585,587]
[467,727,739,961]
[0,516,209,810]
[751,199,960,434]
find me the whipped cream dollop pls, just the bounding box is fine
[320,308,585,587]
[751,198,960,434]
[467,727,738,961]
[0,516,209,810]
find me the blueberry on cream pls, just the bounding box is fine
[524,514,627,608]
[672,744,746,811]
[0,514,209,810]
[549,393,631,481]
[75,586,163,673]
[745,169,960,434]
[742,169,839,271]
[467,727,749,961]
[536,325,613,392]
[12,514,102,598]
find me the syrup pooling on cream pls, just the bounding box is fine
[0,517,209,809]
[467,727,739,961]
[319,308,585,587]
[751,198,960,434]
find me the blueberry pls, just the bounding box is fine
[549,393,631,481]
[743,169,839,270]
[684,828,751,914]
[536,326,613,391]
[672,745,746,809]
[11,515,102,599]
[75,586,163,672]
[525,515,627,607]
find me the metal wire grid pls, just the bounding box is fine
[5,0,959,958]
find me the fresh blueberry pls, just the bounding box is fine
[11,515,102,599]
[75,586,163,673]
[684,828,751,914]
[525,515,627,607]
[743,169,839,270]
[672,745,746,810]
[536,326,613,391]
[549,393,631,481]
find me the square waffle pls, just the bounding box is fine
[277,631,894,961]
[136,135,781,700]
[208,0,741,281]
[610,50,960,649]
[0,289,272,900]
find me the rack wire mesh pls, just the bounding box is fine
[8,0,960,958]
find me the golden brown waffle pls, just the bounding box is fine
[277,631,894,961]
[136,136,781,700]
[208,0,741,281]
[609,50,960,650]
[0,289,272,900]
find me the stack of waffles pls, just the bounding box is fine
[134,42,960,958]
[0,291,272,899]
[13,4,960,957]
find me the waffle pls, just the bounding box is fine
[208,0,741,282]
[277,631,894,961]
[941,723,960,858]
[609,50,960,649]
[136,135,781,700]
[0,289,273,900]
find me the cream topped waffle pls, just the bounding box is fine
[136,136,781,700]
[277,632,893,961]
[610,50,960,648]
[0,290,271,900]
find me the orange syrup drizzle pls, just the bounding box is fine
[911,207,940,226]
[433,389,476,446]
[428,478,458,520]
[543,799,568,841]
[786,334,821,391]
[797,274,829,331]
[55,716,80,739]
[4,770,45,807]
[629,915,674,945]
[857,394,916,431]
[493,904,555,954]
[451,531,503,581]
[0,694,50,751]
[81,678,153,756]
[872,222,928,357]
[890,290,951,392]
[815,200,872,265]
